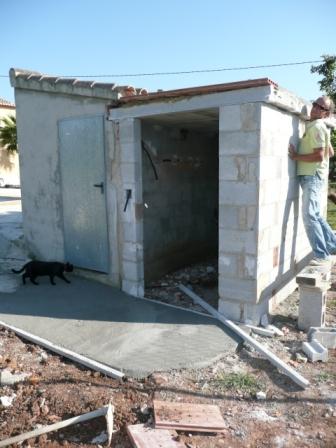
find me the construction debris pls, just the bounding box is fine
[245,324,276,337]
[0,369,30,386]
[153,400,226,433]
[179,285,310,389]
[127,424,183,448]
[302,340,328,363]
[0,403,114,448]
[308,326,336,349]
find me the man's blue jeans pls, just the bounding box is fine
[299,174,336,259]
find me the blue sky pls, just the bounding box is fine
[1,0,335,104]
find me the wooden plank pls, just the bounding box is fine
[0,404,114,448]
[153,400,226,433]
[127,424,183,448]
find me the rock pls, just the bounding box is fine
[266,325,284,336]
[39,352,48,364]
[41,404,50,415]
[256,391,267,400]
[140,404,150,415]
[0,369,30,385]
[91,431,108,444]
[150,373,168,386]
[0,394,16,407]
[295,352,308,363]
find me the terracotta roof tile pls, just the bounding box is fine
[0,97,15,108]
[9,68,148,101]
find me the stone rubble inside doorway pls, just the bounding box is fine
[145,258,218,313]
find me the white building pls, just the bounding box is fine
[10,67,315,323]
[0,97,19,187]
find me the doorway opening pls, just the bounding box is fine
[141,108,219,309]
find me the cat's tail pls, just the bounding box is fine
[12,266,26,274]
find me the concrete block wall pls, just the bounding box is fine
[218,103,260,322]
[257,105,311,312]
[218,102,312,323]
[117,118,144,297]
[141,122,218,281]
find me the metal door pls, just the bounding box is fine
[58,115,109,272]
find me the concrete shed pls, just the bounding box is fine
[10,68,316,324]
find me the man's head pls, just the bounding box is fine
[310,96,335,120]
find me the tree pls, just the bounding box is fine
[311,55,336,179]
[0,115,17,153]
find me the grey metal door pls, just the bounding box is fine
[58,115,109,272]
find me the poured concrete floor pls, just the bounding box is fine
[0,276,240,377]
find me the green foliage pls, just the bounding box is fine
[311,55,336,179]
[211,372,262,394]
[315,371,336,383]
[0,115,17,153]
[327,182,336,229]
[327,198,336,230]
[311,55,336,103]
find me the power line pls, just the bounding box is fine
[0,59,323,79]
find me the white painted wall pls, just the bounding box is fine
[14,90,115,265]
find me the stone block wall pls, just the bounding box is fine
[258,105,310,311]
[117,118,145,297]
[218,102,311,323]
[218,103,260,322]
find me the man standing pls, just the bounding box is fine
[289,96,336,266]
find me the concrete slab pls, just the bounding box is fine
[0,276,240,377]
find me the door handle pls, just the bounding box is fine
[93,182,104,194]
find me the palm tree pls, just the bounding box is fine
[0,115,17,153]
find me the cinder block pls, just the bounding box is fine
[296,266,331,287]
[218,276,256,302]
[219,181,258,206]
[122,279,144,298]
[308,327,336,349]
[219,229,257,254]
[219,156,247,181]
[122,260,143,282]
[298,285,327,331]
[241,103,260,131]
[219,130,259,155]
[302,340,328,362]
[219,105,242,131]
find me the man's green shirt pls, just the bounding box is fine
[297,119,330,178]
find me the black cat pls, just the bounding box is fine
[12,261,74,285]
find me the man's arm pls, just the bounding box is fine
[288,143,324,162]
[329,144,334,157]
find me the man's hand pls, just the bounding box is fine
[288,143,297,160]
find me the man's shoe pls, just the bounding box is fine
[309,257,331,266]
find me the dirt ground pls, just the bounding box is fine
[1,262,336,447]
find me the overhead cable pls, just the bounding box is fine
[0,59,323,79]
